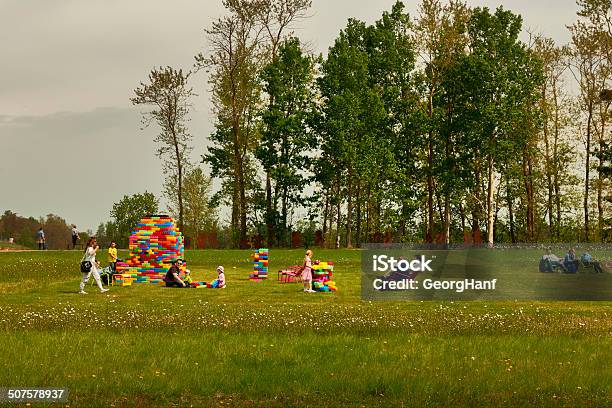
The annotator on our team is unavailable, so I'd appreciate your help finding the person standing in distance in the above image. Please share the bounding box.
[36,227,45,250]
[71,224,80,249]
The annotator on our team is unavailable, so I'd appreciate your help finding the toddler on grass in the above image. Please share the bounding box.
[213,266,226,288]
[302,250,314,293]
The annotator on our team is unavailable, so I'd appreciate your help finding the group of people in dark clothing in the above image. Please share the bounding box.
[540,248,605,273]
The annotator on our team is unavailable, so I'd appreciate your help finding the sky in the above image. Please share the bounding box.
[0,0,579,233]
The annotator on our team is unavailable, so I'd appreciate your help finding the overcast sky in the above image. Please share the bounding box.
[0,0,579,233]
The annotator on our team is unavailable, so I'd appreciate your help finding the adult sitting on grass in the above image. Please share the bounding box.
[563,248,579,274]
[164,259,187,288]
[540,248,567,273]
[581,252,605,273]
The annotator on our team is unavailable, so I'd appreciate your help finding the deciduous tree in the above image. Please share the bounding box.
[131,67,194,232]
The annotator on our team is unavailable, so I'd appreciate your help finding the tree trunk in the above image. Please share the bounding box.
[506,178,516,244]
[543,86,554,238]
[425,84,436,244]
[356,181,361,247]
[459,201,466,236]
[486,154,495,247]
[346,168,353,249]
[552,76,562,239]
[443,115,452,246]
[282,185,288,246]
[597,111,607,239]
[427,133,435,243]
[522,145,535,242]
[584,102,593,242]
[328,189,334,249]
[471,166,482,245]
[399,204,406,240]
[434,183,444,231]
[444,193,450,245]
[595,95,610,241]
[323,189,329,235]
[597,153,603,239]
[266,174,273,247]
[231,181,240,248]
[366,187,371,243]
[238,160,247,248]
[376,198,382,240]
[335,178,341,249]
[231,113,247,248]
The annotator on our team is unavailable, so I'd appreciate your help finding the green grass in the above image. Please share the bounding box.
[0,240,29,250]
[0,249,610,407]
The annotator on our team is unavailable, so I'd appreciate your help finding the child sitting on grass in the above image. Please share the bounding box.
[212,266,226,288]
[183,269,194,286]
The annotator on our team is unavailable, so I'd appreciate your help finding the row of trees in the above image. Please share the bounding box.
[132,0,610,247]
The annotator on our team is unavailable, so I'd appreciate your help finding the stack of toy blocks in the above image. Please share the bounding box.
[250,248,269,281]
[115,214,185,285]
[312,261,337,292]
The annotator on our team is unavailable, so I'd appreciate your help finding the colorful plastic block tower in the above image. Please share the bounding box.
[115,214,185,285]
[250,248,269,281]
[311,261,337,292]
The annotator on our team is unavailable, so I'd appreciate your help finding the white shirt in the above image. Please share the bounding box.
[543,254,561,263]
[84,247,97,262]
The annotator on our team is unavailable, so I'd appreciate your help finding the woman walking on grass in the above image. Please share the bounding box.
[79,237,109,294]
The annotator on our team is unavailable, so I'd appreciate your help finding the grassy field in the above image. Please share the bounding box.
[0,248,610,407]
[0,241,29,251]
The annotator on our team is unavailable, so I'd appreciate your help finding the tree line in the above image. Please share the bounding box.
[0,211,82,250]
[132,0,611,248]
[7,1,609,249]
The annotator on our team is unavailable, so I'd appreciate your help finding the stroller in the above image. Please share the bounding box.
[98,266,114,286]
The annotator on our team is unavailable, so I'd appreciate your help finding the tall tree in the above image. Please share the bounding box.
[131,66,194,232]
[198,0,266,248]
[569,0,611,241]
[533,36,579,240]
[456,7,543,246]
[365,1,419,243]
[256,0,312,246]
[257,37,316,246]
[318,18,374,248]
[414,0,470,244]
